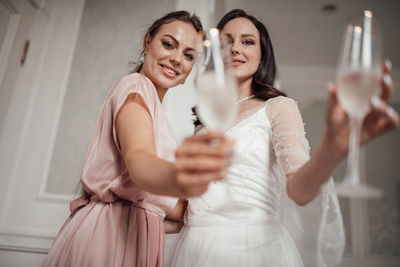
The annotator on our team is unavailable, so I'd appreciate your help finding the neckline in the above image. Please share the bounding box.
[228,102,267,132]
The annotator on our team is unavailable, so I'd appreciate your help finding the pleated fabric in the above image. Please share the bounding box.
[42,199,164,267]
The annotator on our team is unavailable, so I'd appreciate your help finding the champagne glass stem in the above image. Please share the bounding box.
[345,115,363,184]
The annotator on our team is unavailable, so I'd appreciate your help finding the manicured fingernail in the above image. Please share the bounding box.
[383,74,393,87]
[387,106,396,117]
[371,96,381,108]
[385,59,392,71]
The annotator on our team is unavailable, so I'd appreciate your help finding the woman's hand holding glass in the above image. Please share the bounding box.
[327,10,399,198]
[189,28,246,210]
[325,60,399,197]
[326,61,398,158]
[173,131,234,198]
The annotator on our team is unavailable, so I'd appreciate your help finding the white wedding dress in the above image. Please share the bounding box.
[168,97,345,267]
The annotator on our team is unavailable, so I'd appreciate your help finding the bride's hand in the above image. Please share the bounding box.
[173,131,234,198]
[324,60,399,160]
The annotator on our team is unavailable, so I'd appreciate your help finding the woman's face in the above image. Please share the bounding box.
[141,20,199,90]
[221,17,261,84]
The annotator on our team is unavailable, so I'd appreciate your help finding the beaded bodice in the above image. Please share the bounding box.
[185,97,311,226]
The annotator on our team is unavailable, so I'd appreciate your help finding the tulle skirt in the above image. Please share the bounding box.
[42,199,165,267]
[168,221,304,267]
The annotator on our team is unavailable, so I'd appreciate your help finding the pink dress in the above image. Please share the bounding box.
[42,73,178,267]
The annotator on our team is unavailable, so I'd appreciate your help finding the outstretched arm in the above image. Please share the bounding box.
[272,61,399,205]
[116,93,234,198]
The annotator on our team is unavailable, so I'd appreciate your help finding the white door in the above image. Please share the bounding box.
[0,0,85,266]
[0,0,38,209]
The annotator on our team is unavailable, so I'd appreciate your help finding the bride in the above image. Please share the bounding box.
[168,9,399,267]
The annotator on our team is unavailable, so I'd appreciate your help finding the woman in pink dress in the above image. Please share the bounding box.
[42,11,234,267]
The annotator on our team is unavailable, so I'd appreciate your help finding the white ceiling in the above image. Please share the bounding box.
[216,0,400,69]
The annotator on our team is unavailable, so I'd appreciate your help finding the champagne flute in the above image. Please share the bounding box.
[335,10,383,198]
[195,28,239,132]
[193,28,242,210]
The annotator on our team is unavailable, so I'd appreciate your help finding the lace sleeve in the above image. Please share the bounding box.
[267,96,310,175]
[269,97,345,267]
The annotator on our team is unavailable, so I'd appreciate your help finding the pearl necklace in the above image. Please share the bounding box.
[237,94,255,104]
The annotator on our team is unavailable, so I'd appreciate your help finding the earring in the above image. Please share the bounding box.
[139,53,146,63]
[181,80,185,85]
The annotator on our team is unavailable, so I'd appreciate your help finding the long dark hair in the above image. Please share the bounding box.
[132,10,203,73]
[193,9,286,128]
[217,9,285,100]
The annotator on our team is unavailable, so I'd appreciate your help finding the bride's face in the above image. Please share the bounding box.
[220,17,261,83]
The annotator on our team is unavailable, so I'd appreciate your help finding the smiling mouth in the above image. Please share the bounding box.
[232,60,245,66]
[160,64,179,76]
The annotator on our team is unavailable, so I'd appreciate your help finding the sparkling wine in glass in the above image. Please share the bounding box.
[195,28,239,132]
[193,28,244,210]
[335,10,383,198]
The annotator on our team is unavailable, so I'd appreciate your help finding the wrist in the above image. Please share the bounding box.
[319,131,345,165]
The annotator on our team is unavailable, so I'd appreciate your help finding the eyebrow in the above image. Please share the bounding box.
[162,34,195,52]
[224,33,257,39]
[163,34,179,45]
[241,33,256,39]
